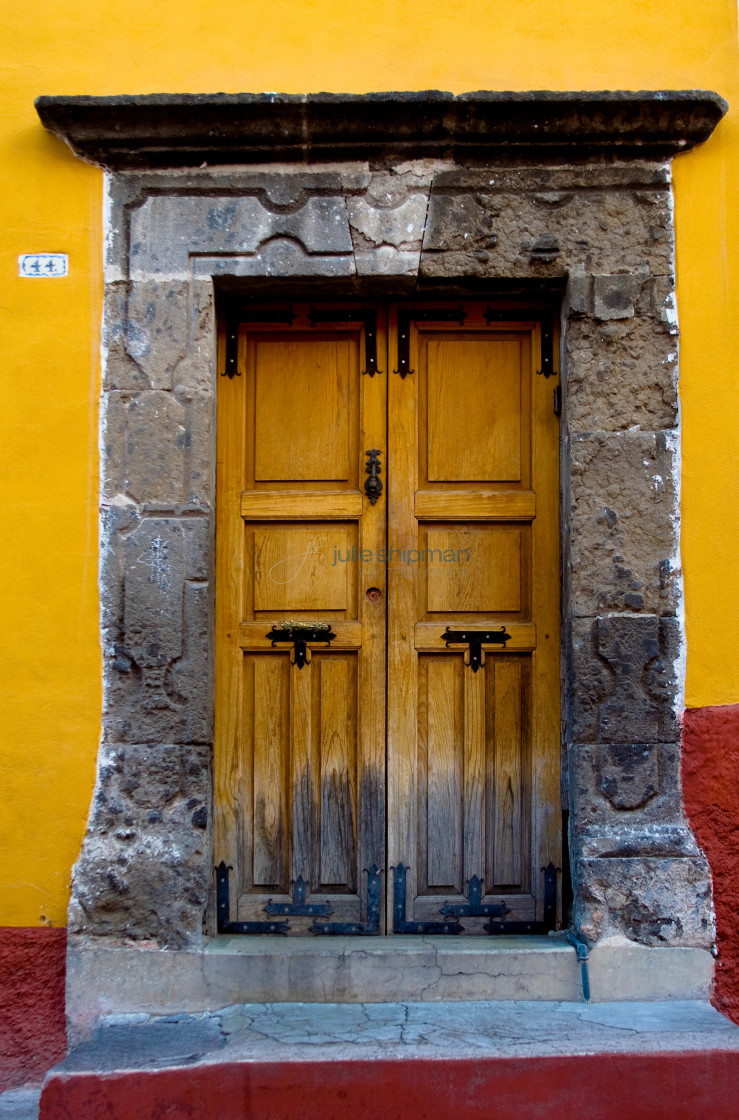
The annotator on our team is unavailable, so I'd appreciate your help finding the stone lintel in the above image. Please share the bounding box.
[35,90,727,170]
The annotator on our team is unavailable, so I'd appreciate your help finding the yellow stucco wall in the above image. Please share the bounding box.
[1,1,738,926]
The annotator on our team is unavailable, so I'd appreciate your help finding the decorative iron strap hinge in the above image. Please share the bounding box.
[441,626,512,671]
[393,307,467,378]
[265,624,337,669]
[308,308,381,376]
[264,875,333,917]
[392,864,558,936]
[483,306,556,380]
[220,307,296,378]
[309,866,382,935]
[439,876,510,920]
[215,862,381,936]
[391,864,464,934]
[484,863,560,934]
[215,862,289,934]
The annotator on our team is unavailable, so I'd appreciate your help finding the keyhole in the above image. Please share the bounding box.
[366,587,382,603]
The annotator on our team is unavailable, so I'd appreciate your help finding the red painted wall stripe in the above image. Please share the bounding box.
[0,927,67,1091]
[40,1052,739,1120]
[682,703,739,1024]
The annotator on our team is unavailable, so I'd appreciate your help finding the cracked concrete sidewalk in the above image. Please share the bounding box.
[54,999,739,1073]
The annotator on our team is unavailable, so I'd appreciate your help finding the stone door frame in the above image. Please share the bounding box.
[36,90,725,956]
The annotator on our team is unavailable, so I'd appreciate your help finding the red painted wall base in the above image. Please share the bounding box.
[682,703,739,1024]
[40,1052,739,1120]
[0,927,67,1091]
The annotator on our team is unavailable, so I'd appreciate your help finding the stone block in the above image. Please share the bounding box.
[192,240,355,279]
[130,194,352,276]
[103,388,214,510]
[102,283,152,390]
[565,273,591,316]
[175,388,214,511]
[348,194,428,248]
[575,822,701,861]
[124,519,186,668]
[123,282,190,389]
[575,855,714,948]
[422,181,673,277]
[586,934,714,1002]
[568,430,679,615]
[105,518,212,744]
[570,616,680,743]
[69,743,211,949]
[172,280,217,393]
[564,317,678,431]
[353,246,421,276]
[593,273,642,320]
[119,390,189,505]
[569,743,684,826]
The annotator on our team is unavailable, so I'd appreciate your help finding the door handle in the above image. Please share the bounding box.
[364,449,383,505]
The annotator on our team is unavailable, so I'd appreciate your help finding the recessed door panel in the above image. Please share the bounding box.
[426,337,523,482]
[254,336,355,482]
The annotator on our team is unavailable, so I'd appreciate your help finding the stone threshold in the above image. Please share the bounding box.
[67,934,715,1043]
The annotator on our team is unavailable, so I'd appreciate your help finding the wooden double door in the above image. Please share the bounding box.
[215,303,560,935]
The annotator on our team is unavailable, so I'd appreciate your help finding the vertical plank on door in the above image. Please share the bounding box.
[253,656,289,890]
[320,657,356,889]
[463,662,486,886]
[492,658,523,887]
[290,659,315,888]
[422,656,463,891]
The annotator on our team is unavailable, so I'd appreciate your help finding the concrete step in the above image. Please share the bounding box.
[40,999,739,1120]
[67,933,715,1034]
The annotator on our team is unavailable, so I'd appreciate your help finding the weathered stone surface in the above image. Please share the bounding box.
[569,743,684,825]
[68,743,211,949]
[348,194,428,248]
[193,241,356,279]
[123,282,189,388]
[130,194,353,276]
[564,317,678,431]
[103,389,214,509]
[104,518,211,744]
[171,280,216,392]
[593,273,642,320]
[37,90,728,171]
[421,184,672,277]
[576,822,702,860]
[575,855,714,948]
[571,616,680,743]
[353,246,420,276]
[568,430,679,615]
[102,283,152,390]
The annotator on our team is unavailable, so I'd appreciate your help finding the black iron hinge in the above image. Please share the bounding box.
[483,306,556,380]
[393,307,467,378]
[215,861,381,936]
[220,307,295,378]
[215,861,289,934]
[309,308,381,376]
